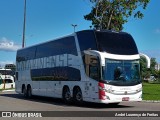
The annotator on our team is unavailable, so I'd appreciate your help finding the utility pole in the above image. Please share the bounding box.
[71,24,77,32]
[22,0,27,48]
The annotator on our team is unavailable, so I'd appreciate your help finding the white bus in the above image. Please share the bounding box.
[16,30,150,104]
[0,68,15,89]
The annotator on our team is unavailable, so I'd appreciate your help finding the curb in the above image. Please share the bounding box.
[142,100,160,103]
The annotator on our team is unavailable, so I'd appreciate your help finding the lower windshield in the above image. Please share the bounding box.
[102,59,141,86]
[0,70,14,76]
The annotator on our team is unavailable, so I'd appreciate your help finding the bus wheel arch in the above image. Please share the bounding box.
[73,86,83,105]
[62,85,72,104]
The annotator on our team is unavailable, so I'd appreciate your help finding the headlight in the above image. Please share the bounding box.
[136,87,142,92]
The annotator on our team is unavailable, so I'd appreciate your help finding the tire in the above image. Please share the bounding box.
[27,86,32,99]
[22,86,27,98]
[63,87,72,104]
[73,87,83,105]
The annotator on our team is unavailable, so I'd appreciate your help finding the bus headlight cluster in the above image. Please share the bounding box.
[136,87,142,92]
[105,88,114,93]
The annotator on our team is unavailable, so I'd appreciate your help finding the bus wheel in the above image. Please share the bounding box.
[27,86,32,99]
[63,87,72,104]
[73,87,83,105]
[22,86,27,98]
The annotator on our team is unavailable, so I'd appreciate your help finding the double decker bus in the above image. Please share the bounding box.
[15,30,150,104]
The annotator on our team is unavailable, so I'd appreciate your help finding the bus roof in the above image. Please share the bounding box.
[16,30,138,62]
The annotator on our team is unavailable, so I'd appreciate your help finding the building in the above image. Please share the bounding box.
[155,63,160,71]
[5,64,16,71]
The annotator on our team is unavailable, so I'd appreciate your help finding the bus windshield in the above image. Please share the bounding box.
[102,59,141,86]
[0,70,13,76]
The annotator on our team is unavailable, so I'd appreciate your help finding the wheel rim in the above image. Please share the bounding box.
[76,90,82,101]
[64,88,71,101]
[65,91,71,100]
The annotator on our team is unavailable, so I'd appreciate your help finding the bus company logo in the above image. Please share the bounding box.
[124,91,128,95]
[1,112,42,118]
[120,87,131,91]
[2,112,11,117]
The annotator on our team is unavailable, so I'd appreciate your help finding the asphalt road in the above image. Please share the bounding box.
[0,91,160,120]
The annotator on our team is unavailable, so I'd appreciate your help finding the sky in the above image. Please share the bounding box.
[0,0,160,67]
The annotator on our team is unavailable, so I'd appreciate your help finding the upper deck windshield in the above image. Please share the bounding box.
[95,31,138,55]
[102,59,141,86]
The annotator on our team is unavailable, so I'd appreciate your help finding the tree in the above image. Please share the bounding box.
[150,58,157,76]
[157,70,160,79]
[140,57,158,80]
[84,0,150,31]
[140,56,150,79]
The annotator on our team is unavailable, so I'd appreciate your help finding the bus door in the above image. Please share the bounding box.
[84,52,101,99]
[16,71,25,92]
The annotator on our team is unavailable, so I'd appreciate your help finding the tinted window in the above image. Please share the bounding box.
[0,70,14,76]
[16,46,36,62]
[102,59,141,86]
[16,36,77,62]
[95,31,138,55]
[31,67,81,81]
[76,30,97,52]
[83,54,100,81]
[4,79,13,83]
[36,36,77,58]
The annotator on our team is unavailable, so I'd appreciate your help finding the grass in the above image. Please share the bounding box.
[142,82,160,100]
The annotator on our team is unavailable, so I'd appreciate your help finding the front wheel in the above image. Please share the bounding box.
[73,87,83,105]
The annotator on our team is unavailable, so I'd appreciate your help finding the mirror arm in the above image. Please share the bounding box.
[139,53,151,68]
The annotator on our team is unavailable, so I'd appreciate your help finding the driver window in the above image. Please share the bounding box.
[84,54,100,80]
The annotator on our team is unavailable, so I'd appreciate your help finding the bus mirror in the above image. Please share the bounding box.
[140,53,150,68]
[85,54,90,65]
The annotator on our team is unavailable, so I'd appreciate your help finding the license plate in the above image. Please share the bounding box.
[122,97,129,101]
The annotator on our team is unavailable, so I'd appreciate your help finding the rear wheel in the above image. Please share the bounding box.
[63,87,72,104]
[73,87,83,105]
[22,86,27,98]
[27,86,32,99]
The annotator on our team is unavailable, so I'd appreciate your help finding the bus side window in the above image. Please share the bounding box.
[84,54,100,80]
[5,79,13,83]
[89,66,99,80]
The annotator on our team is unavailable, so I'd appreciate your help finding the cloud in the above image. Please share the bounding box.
[0,37,21,52]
